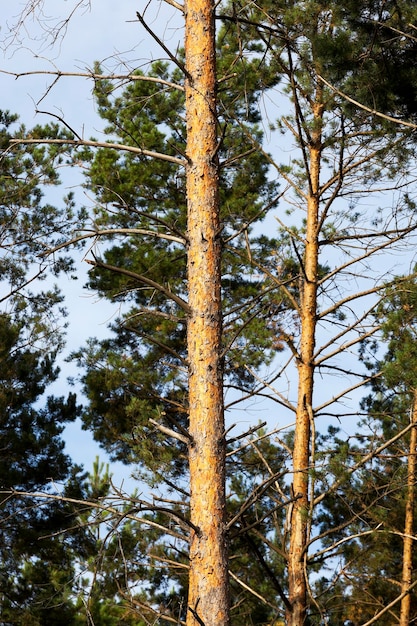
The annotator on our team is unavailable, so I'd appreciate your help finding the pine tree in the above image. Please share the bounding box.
[69,3,417,622]
[218,2,417,623]
[0,111,91,625]
[73,49,278,471]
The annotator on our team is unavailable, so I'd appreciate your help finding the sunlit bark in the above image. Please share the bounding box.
[184,0,229,624]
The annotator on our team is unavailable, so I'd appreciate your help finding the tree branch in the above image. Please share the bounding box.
[313,421,415,508]
[85,256,191,314]
[229,570,282,613]
[317,73,417,130]
[136,11,190,80]
[0,68,184,91]
[149,418,190,445]
[9,138,186,166]
[39,227,185,258]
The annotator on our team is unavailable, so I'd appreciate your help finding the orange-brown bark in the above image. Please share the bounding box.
[184,0,229,624]
[399,390,417,626]
[286,102,323,625]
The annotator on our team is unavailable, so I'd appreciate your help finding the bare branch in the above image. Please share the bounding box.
[226,421,267,445]
[315,311,380,365]
[163,0,184,11]
[243,363,297,414]
[313,421,415,507]
[229,570,283,613]
[39,227,186,258]
[0,265,48,304]
[318,229,417,293]
[0,488,186,541]
[2,0,91,51]
[0,68,184,91]
[149,418,191,445]
[84,256,191,314]
[360,578,417,626]
[226,472,288,530]
[136,10,190,80]
[118,589,187,625]
[9,138,186,166]
[227,424,294,458]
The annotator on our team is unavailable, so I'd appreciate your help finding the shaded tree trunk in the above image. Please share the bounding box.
[184,0,229,624]
[399,389,417,626]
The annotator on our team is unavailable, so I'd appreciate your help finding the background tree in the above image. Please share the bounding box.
[0,110,82,298]
[314,277,417,625]
[0,311,81,626]
[220,1,417,623]
[0,110,96,626]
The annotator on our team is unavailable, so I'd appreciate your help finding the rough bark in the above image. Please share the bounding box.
[184,0,229,624]
[286,99,323,626]
[399,389,417,626]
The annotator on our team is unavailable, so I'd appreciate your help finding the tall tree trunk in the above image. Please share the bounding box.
[184,1,229,625]
[399,389,417,626]
[286,100,323,626]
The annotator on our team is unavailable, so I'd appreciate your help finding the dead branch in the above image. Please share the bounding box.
[226,472,288,530]
[149,418,190,445]
[162,0,184,11]
[0,488,187,541]
[243,363,297,414]
[9,137,186,166]
[226,421,267,445]
[118,589,187,625]
[39,228,186,258]
[0,68,184,91]
[229,570,283,613]
[226,423,294,458]
[136,10,190,80]
[318,230,417,295]
[360,577,417,626]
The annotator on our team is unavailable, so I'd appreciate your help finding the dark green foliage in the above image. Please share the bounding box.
[220,0,417,140]
[70,432,290,626]
[337,1,417,119]
[0,311,139,625]
[226,432,289,624]
[0,312,83,625]
[0,110,99,625]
